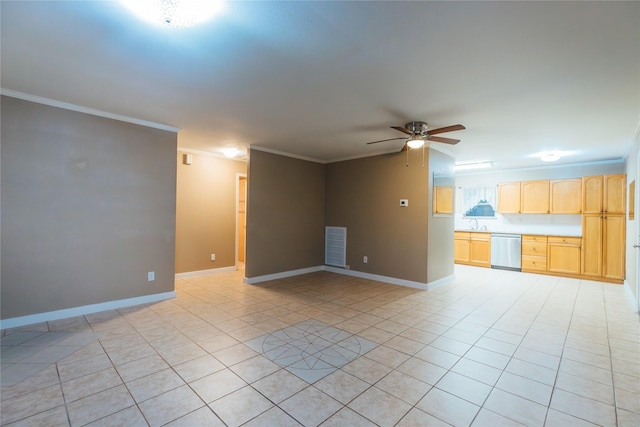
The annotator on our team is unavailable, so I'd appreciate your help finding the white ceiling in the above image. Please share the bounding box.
[1,1,639,170]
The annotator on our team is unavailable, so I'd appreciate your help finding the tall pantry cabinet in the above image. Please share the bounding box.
[581,174,626,281]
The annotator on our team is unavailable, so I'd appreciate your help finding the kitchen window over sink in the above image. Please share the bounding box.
[460,185,497,217]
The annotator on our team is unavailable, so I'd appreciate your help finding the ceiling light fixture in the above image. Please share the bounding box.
[406,135,426,149]
[223,148,238,158]
[121,0,224,28]
[454,162,492,171]
[540,152,560,162]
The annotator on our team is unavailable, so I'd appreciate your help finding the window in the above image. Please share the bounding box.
[461,186,497,217]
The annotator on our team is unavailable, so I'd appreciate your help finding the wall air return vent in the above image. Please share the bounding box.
[325,226,347,268]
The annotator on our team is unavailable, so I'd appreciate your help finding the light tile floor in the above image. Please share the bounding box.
[1,265,639,426]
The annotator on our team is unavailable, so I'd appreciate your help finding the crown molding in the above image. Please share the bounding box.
[1,89,180,133]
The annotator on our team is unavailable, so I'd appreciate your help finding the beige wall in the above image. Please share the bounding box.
[1,96,177,319]
[427,149,456,282]
[175,152,246,273]
[325,149,431,283]
[245,149,325,278]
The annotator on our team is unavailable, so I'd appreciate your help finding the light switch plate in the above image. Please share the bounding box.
[400,199,409,207]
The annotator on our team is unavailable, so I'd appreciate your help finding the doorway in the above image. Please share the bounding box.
[237,174,247,270]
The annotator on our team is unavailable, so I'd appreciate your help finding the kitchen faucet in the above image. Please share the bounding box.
[469,218,479,230]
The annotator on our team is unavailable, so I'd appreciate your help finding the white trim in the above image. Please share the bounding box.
[242,264,454,290]
[244,266,324,284]
[175,266,237,279]
[323,266,432,290]
[178,146,248,162]
[623,280,639,313]
[1,89,180,133]
[0,291,176,330]
[236,173,247,269]
[249,145,324,164]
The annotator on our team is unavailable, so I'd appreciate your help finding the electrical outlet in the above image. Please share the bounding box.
[147,271,155,281]
[210,253,216,261]
[363,256,368,263]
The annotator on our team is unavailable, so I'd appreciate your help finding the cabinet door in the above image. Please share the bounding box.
[454,236,470,263]
[521,180,550,214]
[582,175,603,214]
[604,174,626,214]
[581,214,602,277]
[469,237,491,267]
[547,237,581,275]
[550,179,582,214]
[498,182,521,213]
[603,214,625,280]
[434,186,453,214]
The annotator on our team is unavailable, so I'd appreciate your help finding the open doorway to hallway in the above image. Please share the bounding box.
[237,174,247,271]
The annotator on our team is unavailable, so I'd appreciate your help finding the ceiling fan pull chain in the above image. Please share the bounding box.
[406,148,409,167]
[422,144,425,168]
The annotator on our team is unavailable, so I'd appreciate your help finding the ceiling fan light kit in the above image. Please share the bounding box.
[366,121,465,153]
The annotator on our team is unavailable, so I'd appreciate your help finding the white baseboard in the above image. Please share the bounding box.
[243,265,454,290]
[244,266,324,284]
[0,291,176,330]
[623,280,639,313]
[322,266,432,290]
[175,266,237,279]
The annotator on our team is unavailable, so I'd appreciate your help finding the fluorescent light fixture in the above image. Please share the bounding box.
[407,136,425,149]
[121,0,224,28]
[454,162,492,171]
[223,148,238,158]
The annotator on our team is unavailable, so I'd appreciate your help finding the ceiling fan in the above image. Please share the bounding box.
[366,121,465,151]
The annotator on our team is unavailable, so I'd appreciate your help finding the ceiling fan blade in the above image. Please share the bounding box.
[400,143,409,152]
[391,126,412,135]
[427,124,465,135]
[429,136,460,144]
[366,137,406,145]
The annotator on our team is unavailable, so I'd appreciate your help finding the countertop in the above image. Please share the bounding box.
[455,227,582,237]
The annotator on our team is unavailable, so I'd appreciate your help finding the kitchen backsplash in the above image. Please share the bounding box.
[455,213,583,236]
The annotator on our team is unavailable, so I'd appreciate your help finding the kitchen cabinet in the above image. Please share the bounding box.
[581,213,625,282]
[498,182,521,213]
[550,179,582,214]
[582,174,626,214]
[433,185,453,214]
[522,235,547,272]
[547,236,581,275]
[454,232,491,267]
[582,175,603,214]
[603,214,625,280]
[521,180,550,214]
[604,174,626,214]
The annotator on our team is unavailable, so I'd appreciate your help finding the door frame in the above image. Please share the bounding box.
[236,173,247,270]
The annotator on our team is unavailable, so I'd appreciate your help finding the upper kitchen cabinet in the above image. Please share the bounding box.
[550,179,582,214]
[521,180,550,214]
[604,174,626,214]
[498,182,521,213]
[583,174,626,214]
[582,175,603,213]
[433,185,453,214]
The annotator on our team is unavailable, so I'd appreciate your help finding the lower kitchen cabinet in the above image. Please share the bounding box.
[582,214,625,282]
[454,232,491,267]
[522,235,547,272]
[547,236,581,275]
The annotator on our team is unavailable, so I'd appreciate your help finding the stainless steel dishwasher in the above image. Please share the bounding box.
[491,233,522,271]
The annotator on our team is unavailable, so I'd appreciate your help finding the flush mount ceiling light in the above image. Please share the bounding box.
[540,152,560,162]
[222,148,238,158]
[121,0,224,28]
[454,161,492,171]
